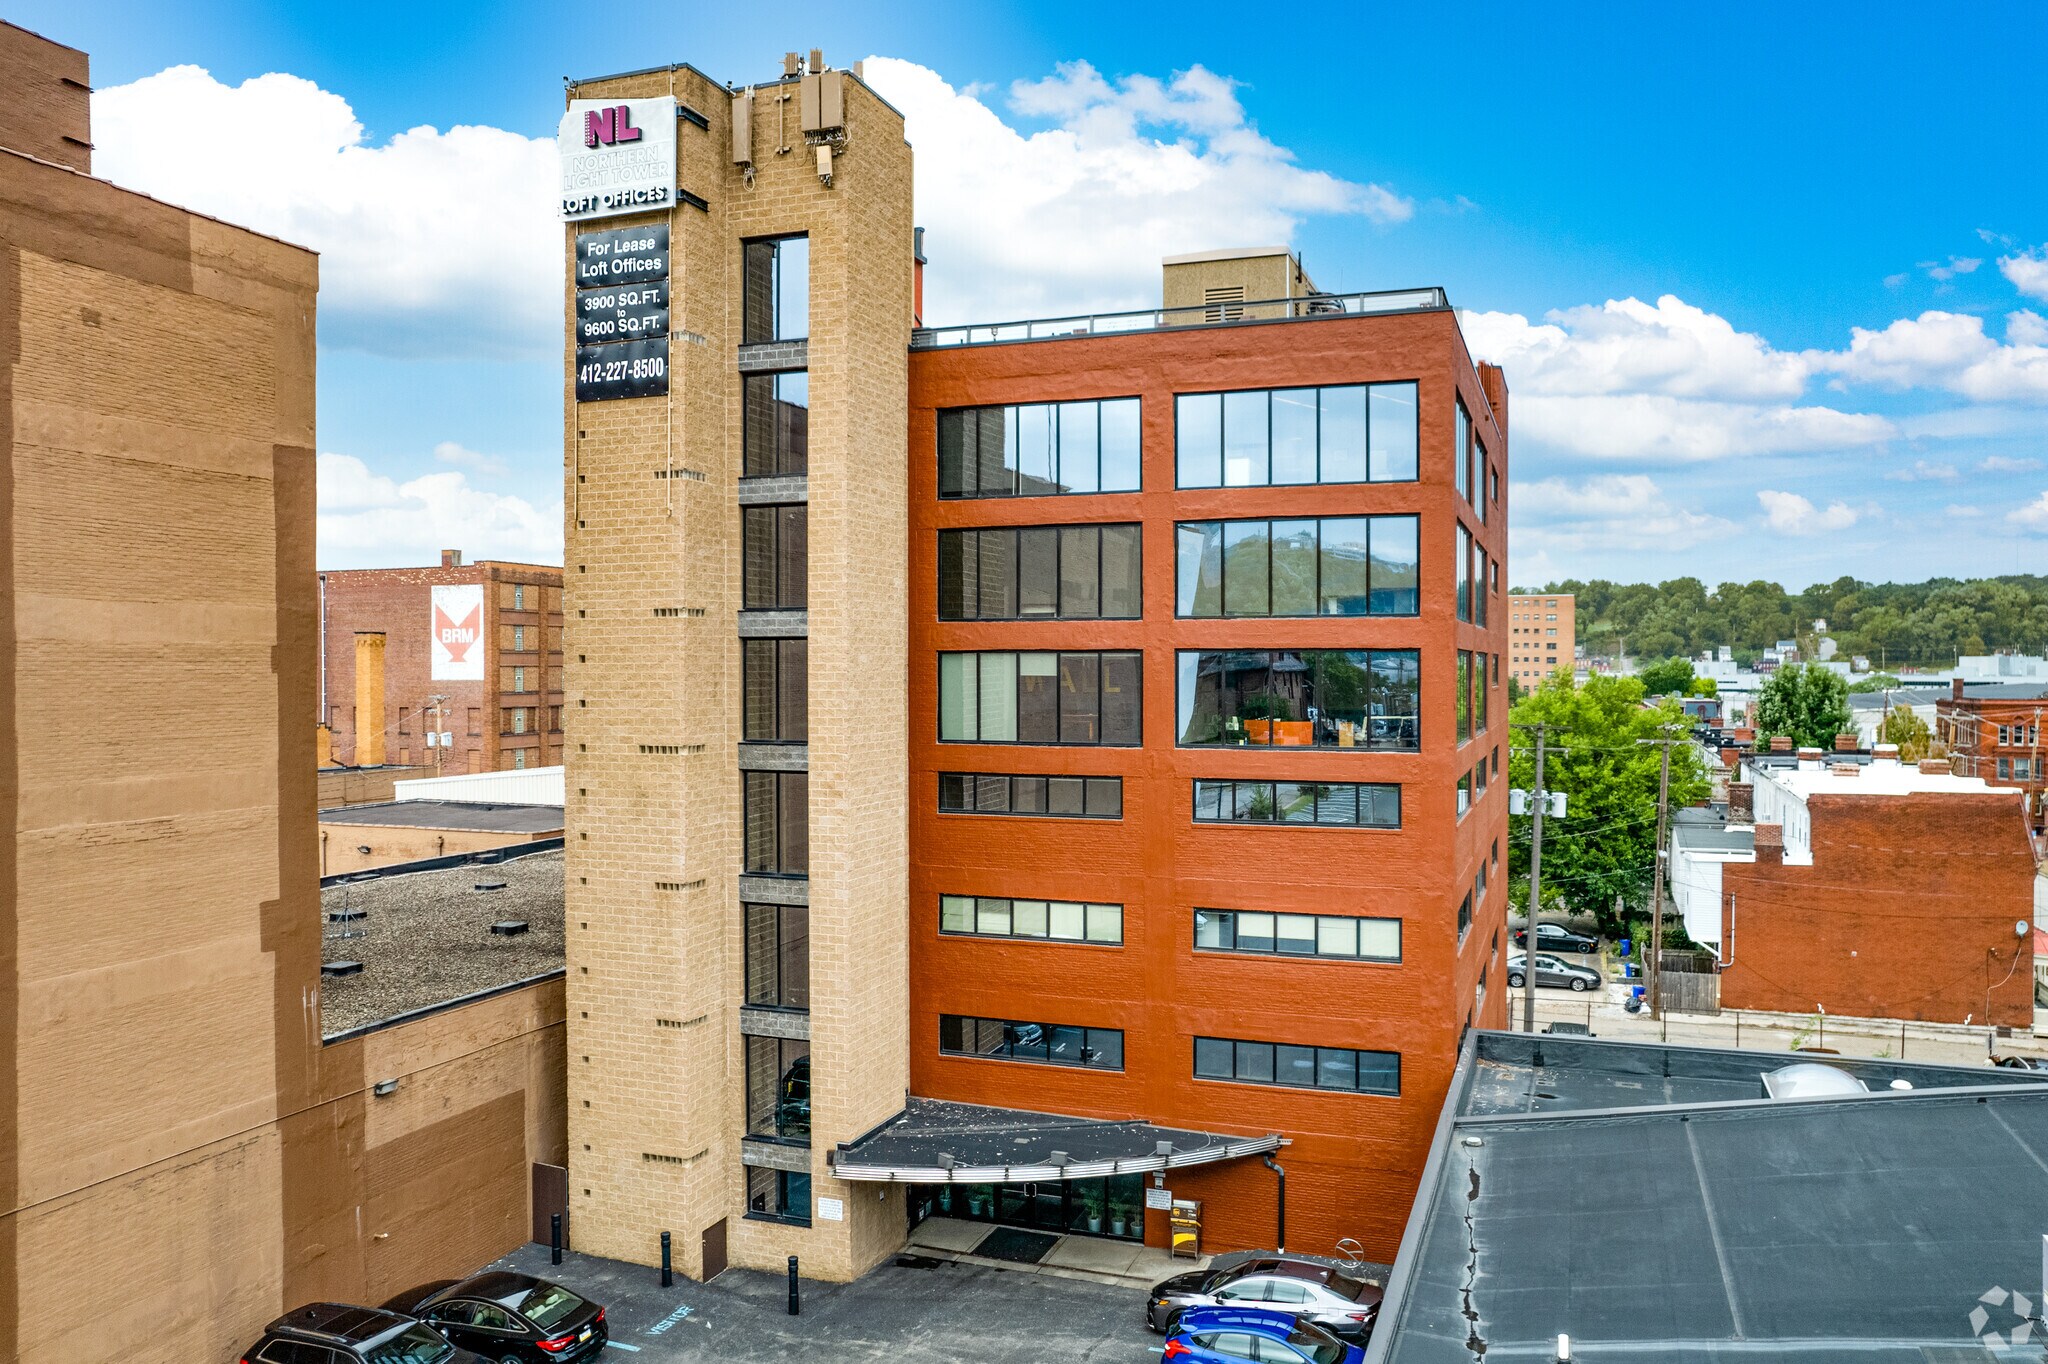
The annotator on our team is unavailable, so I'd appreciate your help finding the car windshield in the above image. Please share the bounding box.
[363,1324,453,1364]
[516,1283,587,1331]
[1288,1323,1348,1364]
[1329,1271,1374,1303]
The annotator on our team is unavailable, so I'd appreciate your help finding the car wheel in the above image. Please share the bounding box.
[1163,1310,1183,1337]
[1570,978,1589,992]
[1508,972,1524,988]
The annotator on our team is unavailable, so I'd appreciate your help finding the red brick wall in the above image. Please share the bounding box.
[1937,696,2048,832]
[1721,790,2036,1025]
[905,311,1511,1262]
[320,562,565,774]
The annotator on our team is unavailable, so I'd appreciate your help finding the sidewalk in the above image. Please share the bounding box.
[907,1215,1206,1289]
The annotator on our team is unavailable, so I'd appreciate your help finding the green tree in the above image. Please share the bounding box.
[1636,656,1696,697]
[1877,704,1935,761]
[1688,676,1719,697]
[1848,671,1901,694]
[1753,663,1853,749]
[1507,673,1712,940]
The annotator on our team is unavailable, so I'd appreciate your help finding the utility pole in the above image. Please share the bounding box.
[1640,728,1682,1016]
[1517,723,1552,1036]
[426,692,450,773]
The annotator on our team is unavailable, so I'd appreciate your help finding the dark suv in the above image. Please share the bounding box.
[384,1272,608,1363]
[240,1303,484,1364]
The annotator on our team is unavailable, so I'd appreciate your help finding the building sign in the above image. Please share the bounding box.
[574,225,669,286]
[575,280,669,345]
[574,224,671,401]
[1145,1186,1173,1210]
[558,96,678,221]
[430,583,485,681]
[575,336,668,402]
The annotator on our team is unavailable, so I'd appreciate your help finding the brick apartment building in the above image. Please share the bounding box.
[321,551,566,773]
[1673,747,2035,1026]
[561,50,1508,1283]
[1507,591,1573,688]
[0,23,563,1360]
[1936,677,2047,836]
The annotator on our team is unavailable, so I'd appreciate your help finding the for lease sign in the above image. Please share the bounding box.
[558,97,678,221]
[430,583,485,681]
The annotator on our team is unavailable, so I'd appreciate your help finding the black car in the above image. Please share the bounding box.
[241,1302,486,1364]
[383,1273,607,1364]
[1147,1256,1383,1341]
[1513,921,1598,954]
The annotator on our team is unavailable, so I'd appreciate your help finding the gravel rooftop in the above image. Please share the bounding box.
[319,847,564,1037]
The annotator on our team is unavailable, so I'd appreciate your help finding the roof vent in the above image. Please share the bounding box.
[321,960,364,978]
[1872,743,1900,764]
[475,880,508,892]
[489,920,530,937]
[1761,1062,1868,1099]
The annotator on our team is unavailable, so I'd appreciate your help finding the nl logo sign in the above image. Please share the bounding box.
[430,583,485,682]
[559,95,678,221]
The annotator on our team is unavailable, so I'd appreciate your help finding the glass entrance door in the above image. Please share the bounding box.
[912,1174,1147,1241]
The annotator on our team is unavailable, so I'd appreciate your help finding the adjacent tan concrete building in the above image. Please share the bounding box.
[0,24,564,1359]
[562,55,913,1282]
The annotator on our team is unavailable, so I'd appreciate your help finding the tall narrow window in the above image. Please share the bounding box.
[744,903,809,1010]
[743,638,807,742]
[744,772,808,876]
[742,235,809,343]
[743,372,809,476]
[743,505,808,609]
[1456,525,1472,623]
[1454,397,1471,501]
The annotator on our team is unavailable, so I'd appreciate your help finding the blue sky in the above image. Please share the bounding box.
[24,1,2048,584]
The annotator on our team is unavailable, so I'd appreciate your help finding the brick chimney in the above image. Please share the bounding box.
[354,632,387,766]
[441,548,464,568]
[1754,821,1783,866]
[1918,757,1952,776]
[1770,735,1794,753]
[1727,782,1754,823]
[1873,743,1900,764]
[1833,732,1858,752]
[1952,677,1965,701]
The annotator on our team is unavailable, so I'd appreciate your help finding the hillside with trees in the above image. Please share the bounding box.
[1520,575,2048,669]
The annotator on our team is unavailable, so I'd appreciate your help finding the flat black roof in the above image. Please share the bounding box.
[832,1097,1279,1183]
[1367,1031,2048,1363]
[321,799,564,834]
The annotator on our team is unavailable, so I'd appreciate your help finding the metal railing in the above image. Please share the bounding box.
[911,287,1450,349]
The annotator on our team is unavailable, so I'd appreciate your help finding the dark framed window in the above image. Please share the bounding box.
[937,398,1141,498]
[1457,892,1472,940]
[1458,770,1471,819]
[1174,382,1417,488]
[746,1165,811,1225]
[742,235,809,343]
[939,523,1141,620]
[938,772,1122,818]
[743,371,809,476]
[939,1014,1123,1070]
[1175,649,1419,750]
[744,902,809,1010]
[1476,654,1490,731]
[743,771,808,876]
[1194,909,1400,962]
[743,505,807,610]
[744,1035,810,1142]
[1175,516,1418,617]
[1454,397,1471,502]
[743,638,807,742]
[938,651,1142,745]
[1456,525,1472,623]
[1193,1036,1399,1095]
[1457,651,1472,743]
[940,895,1123,943]
[1472,543,1488,626]
[1192,779,1400,828]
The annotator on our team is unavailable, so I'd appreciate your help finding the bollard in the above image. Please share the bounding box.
[660,1230,673,1288]
[551,1212,563,1266]
[787,1255,800,1316]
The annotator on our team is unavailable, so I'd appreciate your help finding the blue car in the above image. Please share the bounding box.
[1165,1306,1362,1364]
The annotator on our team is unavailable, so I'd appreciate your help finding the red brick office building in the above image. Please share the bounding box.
[320,552,566,773]
[901,252,1511,1260]
[1937,679,2048,837]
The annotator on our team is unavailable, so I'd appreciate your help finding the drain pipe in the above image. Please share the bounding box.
[1263,1154,1286,1251]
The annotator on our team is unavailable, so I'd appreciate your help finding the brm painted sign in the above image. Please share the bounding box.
[558,96,678,221]
[430,583,486,681]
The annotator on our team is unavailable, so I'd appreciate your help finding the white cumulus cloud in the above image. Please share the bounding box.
[1460,298,1890,461]
[318,453,561,568]
[1883,459,1958,482]
[2001,248,2048,302]
[1757,490,1860,536]
[93,66,558,360]
[2011,490,2048,532]
[864,57,1413,324]
[1814,310,2048,402]
[1981,454,2043,473]
[1511,474,1733,552]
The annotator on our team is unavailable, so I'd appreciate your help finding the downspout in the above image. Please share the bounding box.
[1263,1154,1285,1251]
[318,572,328,723]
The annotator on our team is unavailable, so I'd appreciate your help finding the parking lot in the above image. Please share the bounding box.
[485,1241,1161,1362]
